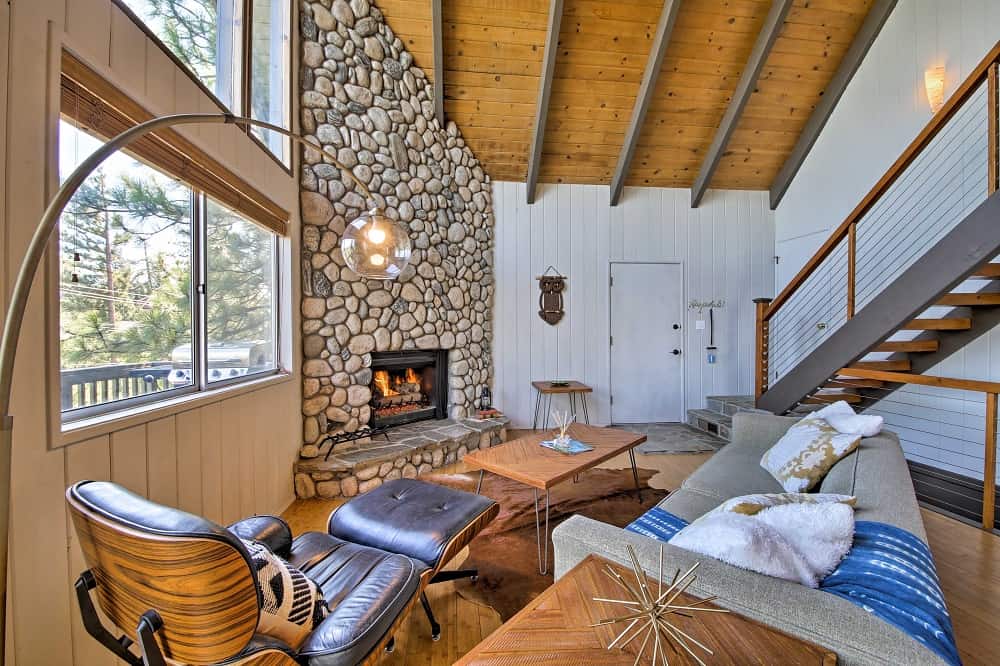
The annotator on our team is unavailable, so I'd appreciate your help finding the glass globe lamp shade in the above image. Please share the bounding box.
[340,208,412,280]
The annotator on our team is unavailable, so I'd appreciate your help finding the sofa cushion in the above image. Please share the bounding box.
[760,415,861,492]
[682,435,785,498]
[657,488,723,522]
[290,532,424,666]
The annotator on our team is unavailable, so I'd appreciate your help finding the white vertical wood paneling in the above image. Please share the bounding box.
[774,0,1000,480]
[2,2,303,664]
[494,182,774,428]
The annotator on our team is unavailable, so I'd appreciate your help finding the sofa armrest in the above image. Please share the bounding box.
[552,515,947,666]
[227,515,292,559]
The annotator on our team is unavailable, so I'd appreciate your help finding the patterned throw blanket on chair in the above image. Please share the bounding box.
[625,509,961,666]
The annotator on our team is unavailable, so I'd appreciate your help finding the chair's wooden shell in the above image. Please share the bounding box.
[67,488,261,665]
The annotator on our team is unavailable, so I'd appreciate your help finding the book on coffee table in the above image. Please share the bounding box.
[540,438,593,454]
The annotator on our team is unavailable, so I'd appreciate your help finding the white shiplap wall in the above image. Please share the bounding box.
[1,2,302,664]
[774,0,1000,480]
[493,182,775,428]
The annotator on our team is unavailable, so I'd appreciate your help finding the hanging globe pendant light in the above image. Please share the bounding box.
[340,208,412,280]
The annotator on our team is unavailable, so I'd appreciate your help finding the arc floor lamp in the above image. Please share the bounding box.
[0,113,407,660]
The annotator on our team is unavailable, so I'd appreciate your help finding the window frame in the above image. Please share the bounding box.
[111,0,293,171]
[55,50,289,432]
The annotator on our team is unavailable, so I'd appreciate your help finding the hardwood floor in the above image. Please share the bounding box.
[282,433,1000,665]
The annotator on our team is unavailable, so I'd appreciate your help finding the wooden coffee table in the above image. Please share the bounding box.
[463,424,646,574]
[455,554,837,665]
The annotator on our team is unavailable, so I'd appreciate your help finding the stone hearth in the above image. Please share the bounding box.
[294,416,508,499]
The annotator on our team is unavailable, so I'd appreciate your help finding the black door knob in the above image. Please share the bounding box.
[671,349,682,355]
[672,323,681,330]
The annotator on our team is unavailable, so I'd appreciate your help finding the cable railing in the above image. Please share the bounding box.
[755,41,1000,399]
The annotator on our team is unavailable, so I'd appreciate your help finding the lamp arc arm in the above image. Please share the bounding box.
[0,112,365,419]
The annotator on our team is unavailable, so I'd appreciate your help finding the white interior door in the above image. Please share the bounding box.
[610,262,683,423]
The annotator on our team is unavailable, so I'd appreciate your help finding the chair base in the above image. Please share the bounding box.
[419,568,480,641]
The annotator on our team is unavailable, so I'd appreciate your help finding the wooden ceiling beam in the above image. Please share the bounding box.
[432,0,445,127]
[768,0,898,210]
[689,0,794,208]
[609,0,683,207]
[526,0,564,205]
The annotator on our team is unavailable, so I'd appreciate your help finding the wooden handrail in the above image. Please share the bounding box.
[839,367,998,530]
[764,40,1000,321]
[837,367,1000,393]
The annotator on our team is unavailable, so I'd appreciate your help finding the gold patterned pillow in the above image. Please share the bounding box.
[760,416,861,492]
[715,492,857,516]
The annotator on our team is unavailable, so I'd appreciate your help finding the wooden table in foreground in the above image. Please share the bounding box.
[455,554,837,665]
[462,423,646,574]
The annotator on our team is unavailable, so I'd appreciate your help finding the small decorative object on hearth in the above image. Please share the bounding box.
[592,544,728,666]
[536,265,566,325]
[477,386,493,411]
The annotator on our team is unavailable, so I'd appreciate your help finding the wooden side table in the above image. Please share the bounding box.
[531,380,593,428]
[456,554,837,665]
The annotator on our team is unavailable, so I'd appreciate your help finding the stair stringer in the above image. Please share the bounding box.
[759,191,1000,415]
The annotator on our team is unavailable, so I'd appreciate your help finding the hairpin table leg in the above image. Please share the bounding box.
[581,394,591,424]
[534,488,550,575]
[532,390,542,430]
[628,448,642,503]
[475,470,484,494]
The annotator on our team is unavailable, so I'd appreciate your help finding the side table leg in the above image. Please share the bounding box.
[533,488,550,575]
[570,393,578,421]
[628,448,642,503]
[475,470,484,494]
[543,394,552,429]
[532,390,542,430]
[581,394,591,424]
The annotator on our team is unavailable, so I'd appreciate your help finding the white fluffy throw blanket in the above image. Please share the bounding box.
[670,502,855,588]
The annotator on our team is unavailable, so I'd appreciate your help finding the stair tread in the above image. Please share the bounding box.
[848,359,911,371]
[827,377,885,388]
[874,340,939,353]
[902,318,972,330]
[971,264,1000,277]
[937,293,1000,306]
[805,395,863,404]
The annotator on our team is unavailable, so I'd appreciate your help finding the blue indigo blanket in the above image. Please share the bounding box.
[625,509,960,665]
[820,521,960,666]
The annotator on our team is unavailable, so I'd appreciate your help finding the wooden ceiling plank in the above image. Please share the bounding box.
[689,0,794,207]
[609,0,684,206]
[769,0,897,209]
[433,0,445,126]
[526,0,564,204]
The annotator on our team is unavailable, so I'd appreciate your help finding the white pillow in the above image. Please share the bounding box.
[760,402,861,492]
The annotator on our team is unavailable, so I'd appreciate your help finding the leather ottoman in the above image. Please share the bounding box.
[327,478,500,640]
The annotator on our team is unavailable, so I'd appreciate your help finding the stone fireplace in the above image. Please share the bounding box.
[369,350,448,427]
[294,0,506,500]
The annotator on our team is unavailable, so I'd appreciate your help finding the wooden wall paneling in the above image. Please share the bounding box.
[237,394,256,518]
[253,391,273,516]
[201,401,224,523]
[65,0,112,67]
[143,37,176,117]
[515,183,534,423]
[146,416,178,507]
[175,408,203,514]
[64,436,115,666]
[219,397,243,524]
[0,0,8,311]
[172,65,204,145]
[108,3,146,101]
[110,425,148,496]
[7,4,76,663]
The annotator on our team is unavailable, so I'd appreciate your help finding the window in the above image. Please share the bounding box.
[116,0,291,166]
[118,0,240,110]
[58,120,280,421]
[249,0,291,163]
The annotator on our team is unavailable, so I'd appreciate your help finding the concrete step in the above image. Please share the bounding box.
[687,409,732,441]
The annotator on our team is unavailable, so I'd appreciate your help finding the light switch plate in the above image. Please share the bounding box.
[695,320,706,330]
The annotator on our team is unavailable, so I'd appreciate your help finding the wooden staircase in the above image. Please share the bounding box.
[805,268,1000,409]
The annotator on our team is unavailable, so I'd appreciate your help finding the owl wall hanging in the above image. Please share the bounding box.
[536,266,566,325]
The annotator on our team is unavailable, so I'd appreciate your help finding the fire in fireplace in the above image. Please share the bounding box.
[369,350,448,427]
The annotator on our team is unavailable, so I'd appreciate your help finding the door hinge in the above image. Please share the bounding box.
[609,275,614,287]
[610,394,614,405]
[610,335,613,346]
[774,256,780,264]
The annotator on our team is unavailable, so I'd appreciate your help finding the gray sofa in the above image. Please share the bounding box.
[552,412,947,666]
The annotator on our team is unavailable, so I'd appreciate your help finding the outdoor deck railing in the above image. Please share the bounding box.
[61,363,172,411]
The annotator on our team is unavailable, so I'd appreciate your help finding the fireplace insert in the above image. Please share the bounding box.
[369,350,448,427]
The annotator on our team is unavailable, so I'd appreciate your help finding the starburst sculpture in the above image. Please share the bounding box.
[591,545,729,665]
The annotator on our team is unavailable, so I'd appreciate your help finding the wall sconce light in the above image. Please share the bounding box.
[925,65,946,114]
